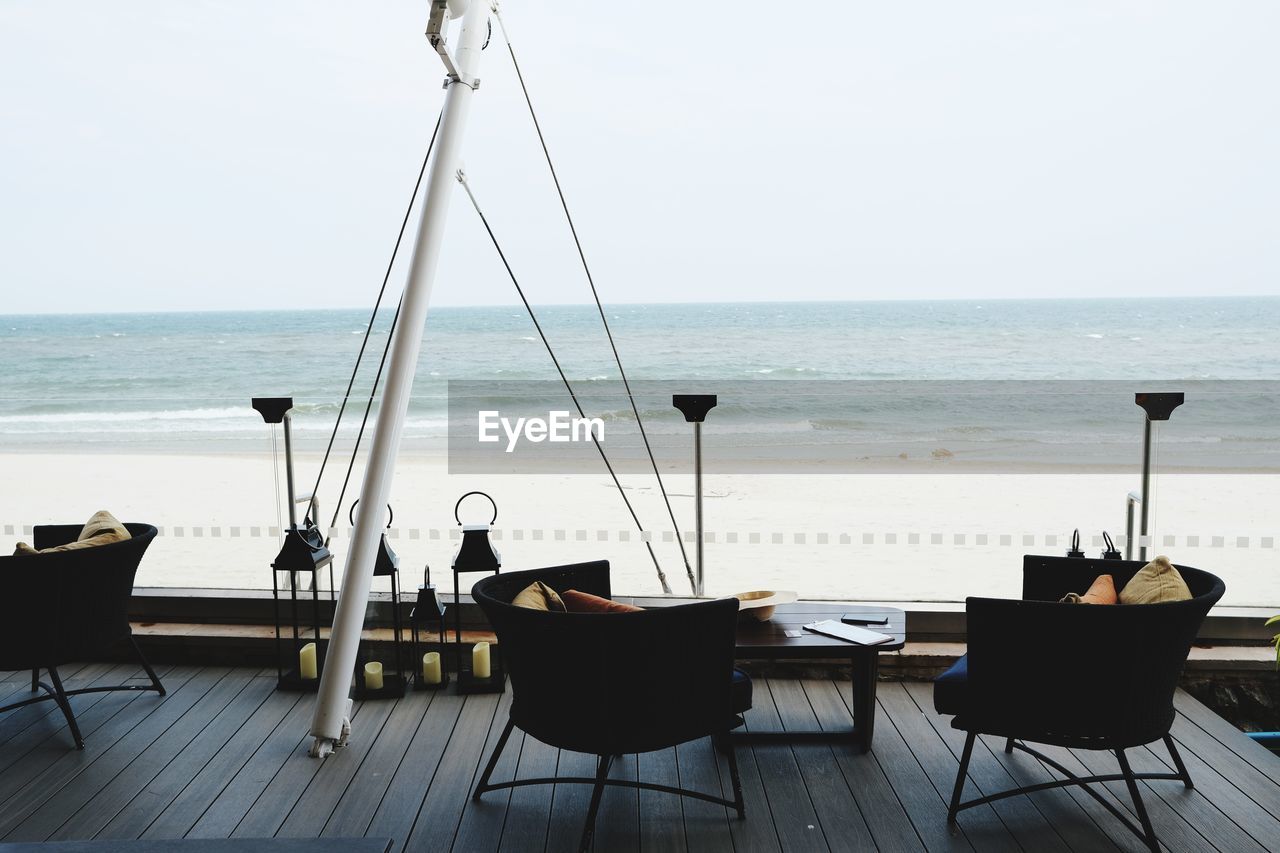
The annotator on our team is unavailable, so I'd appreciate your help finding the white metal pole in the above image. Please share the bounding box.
[309,0,490,758]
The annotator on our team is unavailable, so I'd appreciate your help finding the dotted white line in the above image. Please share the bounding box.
[8,523,1271,550]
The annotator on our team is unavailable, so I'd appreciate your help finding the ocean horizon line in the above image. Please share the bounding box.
[4,293,1279,319]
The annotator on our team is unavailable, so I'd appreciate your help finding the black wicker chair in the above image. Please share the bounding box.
[0,523,165,748]
[471,561,750,852]
[934,555,1225,852]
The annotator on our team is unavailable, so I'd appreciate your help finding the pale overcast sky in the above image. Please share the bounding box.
[1,1,1277,313]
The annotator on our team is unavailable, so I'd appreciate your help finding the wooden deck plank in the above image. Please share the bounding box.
[51,671,272,841]
[272,700,398,838]
[672,737,734,853]
[972,733,1124,853]
[901,682,1072,853]
[229,699,373,839]
[0,664,144,772]
[852,687,975,853]
[321,690,437,839]
[1066,740,1221,852]
[901,681,1085,853]
[592,753,640,853]
[802,679,926,853]
[182,692,318,839]
[1173,690,1280,787]
[637,747,687,853]
[364,689,464,851]
[543,749,597,853]
[1022,742,1154,853]
[748,678,829,852]
[8,667,234,842]
[116,682,299,840]
[452,689,519,853]
[0,666,208,841]
[496,731,558,853]
[399,692,502,852]
[1169,714,1280,817]
[1134,735,1278,851]
[2,667,1279,853]
[713,710,783,853]
[767,678,877,853]
[0,663,97,749]
[874,684,1019,853]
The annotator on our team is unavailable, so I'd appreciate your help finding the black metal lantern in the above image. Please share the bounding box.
[350,501,408,700]
[452,491,505,694]
[255,396,334,693]
[410,564,450,690]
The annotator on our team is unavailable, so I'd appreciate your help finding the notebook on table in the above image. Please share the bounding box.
[803,619,894,646]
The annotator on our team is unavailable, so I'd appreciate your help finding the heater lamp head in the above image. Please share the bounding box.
[673,394,718,423]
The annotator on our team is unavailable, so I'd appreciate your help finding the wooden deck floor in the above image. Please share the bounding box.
[2,663,1278,852]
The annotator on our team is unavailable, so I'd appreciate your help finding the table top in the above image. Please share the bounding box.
[734,603,906,659]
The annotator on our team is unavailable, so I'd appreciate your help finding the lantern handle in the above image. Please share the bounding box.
[455,490,497,526]
[349,499,393,529]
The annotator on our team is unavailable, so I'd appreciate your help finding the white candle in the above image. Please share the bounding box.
[422,651,442,685]
[299,642,318,680]
[364,661,384,691]
[472,642,491,679]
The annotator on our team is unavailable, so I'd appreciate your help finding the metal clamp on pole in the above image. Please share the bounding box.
[426,0,481,89]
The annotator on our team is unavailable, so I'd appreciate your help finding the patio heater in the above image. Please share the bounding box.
[350,501,408,700]
[451,491,505,695]
[673,394,717,597]
[253,396,334,692]
[1129,392,1184,561]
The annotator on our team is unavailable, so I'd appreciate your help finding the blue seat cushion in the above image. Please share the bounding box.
[933,654,968,716]
[731,668,753,714]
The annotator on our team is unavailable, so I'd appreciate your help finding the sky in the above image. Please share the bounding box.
[0,1,1277,313]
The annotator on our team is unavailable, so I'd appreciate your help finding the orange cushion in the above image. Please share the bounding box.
[561,589,643,613]
[1059,574,1117,605]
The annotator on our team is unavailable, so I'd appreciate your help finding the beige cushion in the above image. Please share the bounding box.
[11,510,131,557]
[1119,556,1192,605]
[79,510,130,542]
[512,581,566,612]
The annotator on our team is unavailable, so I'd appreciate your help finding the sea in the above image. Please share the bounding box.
[3,298,1280,472]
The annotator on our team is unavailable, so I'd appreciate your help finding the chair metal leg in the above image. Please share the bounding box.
[723,731,746,819]
[31,668,39,692]
[45,667,84,750]
[578,754,614,853]
[947,731,976,824]
[1116,749,1160,853]
[1163,734,1193,789]
[130,636,165,696]
[472,716,517,801]
[1004,737,1015,754]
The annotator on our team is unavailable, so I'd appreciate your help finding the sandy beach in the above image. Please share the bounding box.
[4,450,1276,607]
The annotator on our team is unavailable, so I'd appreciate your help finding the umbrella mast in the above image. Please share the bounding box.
[309,0,491,758]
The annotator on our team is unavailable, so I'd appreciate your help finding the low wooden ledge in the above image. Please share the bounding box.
[130,587,1279,645]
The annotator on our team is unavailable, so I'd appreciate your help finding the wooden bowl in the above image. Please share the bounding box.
[732,589,798,621]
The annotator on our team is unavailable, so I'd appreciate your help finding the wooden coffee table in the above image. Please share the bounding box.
[733,602,906,753]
